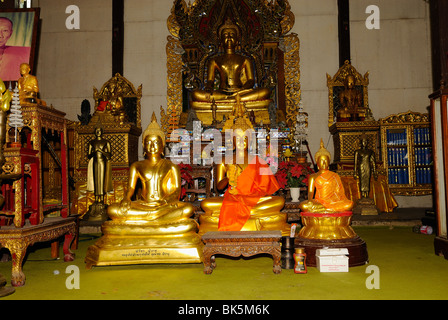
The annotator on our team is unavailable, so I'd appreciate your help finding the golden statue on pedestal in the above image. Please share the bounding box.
[198,100,289,235]
[298,139,356,240]
[17,63,45,106]
[353,134,379,215]
[299,139,353,214]
[338,74,366,121]
[85,113,202,268]
[84,125,112,222]
[191,18,270,105]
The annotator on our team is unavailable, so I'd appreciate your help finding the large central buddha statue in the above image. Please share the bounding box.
[198,101,289,235]
[85,113,202,267]
[191,18,271,108]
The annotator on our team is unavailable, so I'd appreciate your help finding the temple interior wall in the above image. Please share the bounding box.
[32,0,433,207]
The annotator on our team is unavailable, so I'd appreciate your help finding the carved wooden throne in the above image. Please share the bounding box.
[163,0,301,132]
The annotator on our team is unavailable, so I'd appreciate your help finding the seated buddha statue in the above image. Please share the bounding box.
[107,112,195,227]
[338,75,364,121]
[297,139,356,240]
[190,18,270,110]
[17,63,45,106]
[199,103,289,235]
[85,113,202,267]
[299,139,353,213]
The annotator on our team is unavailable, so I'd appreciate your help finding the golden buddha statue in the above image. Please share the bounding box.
[338,75,363,121]
[190,18,271,123]
[198,102,289,236]
[85,113,202,267]
[17,63,45,106]
[298,139,356,240]
[105,82,127,123]
[299,139,353,214]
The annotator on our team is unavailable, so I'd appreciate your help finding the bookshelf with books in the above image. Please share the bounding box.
[380,111,432,196]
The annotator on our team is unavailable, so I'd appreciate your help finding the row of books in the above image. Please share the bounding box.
[387,147,408,167]
[386,130,407,146]
[415,146,432,166]
[414,127,430,145]
[388,168,409,185]
[388,167,433,185]
[416,167,433,184]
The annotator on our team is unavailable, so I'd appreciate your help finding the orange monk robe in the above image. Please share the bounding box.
[218,156,280,231]
[313,170,353,212]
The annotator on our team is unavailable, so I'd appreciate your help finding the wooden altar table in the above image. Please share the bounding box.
[202,231,282,274]
[0,216,78,287]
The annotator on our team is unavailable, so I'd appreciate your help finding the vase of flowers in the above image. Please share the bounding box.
[177,163,193,200]
[274,160,314,202]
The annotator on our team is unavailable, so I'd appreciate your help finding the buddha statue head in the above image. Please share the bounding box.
[142,112,165,158]
[344,75,355,89]
[218,18,241,50]
[315,139,331,170]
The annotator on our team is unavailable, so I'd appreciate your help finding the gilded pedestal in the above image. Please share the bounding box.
[296,211,369,267]
[85,220,203,268]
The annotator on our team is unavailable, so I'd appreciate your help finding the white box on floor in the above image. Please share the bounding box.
[316,248,349,272]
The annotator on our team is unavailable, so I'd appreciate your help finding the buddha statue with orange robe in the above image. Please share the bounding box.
[198,102,289,235]
[299,139,353,213]
[298,139,356,240]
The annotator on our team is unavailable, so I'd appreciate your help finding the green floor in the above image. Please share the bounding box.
[1,226,447,300]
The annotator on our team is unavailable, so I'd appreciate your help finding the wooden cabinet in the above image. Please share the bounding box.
[429,87,448,259]
[379,111,432,196]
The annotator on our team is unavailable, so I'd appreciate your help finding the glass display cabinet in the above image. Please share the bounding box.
[379,111,433,196]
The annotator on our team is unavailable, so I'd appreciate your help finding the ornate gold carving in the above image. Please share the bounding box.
[283,33,301,127]
[379,110,430,124]
[165,0,300,132]
[164,36,184,135]
[93,73,142,129]
[327,60,370,127]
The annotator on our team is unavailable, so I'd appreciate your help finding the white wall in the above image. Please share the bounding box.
[34,0,112,121]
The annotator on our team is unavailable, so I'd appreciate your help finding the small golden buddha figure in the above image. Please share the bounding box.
[199,105,289,235]
[299,139,353,213]
[106,83,127,123]
[191,18,270,105]
[338,75,363,121]
[85,113,202,267]
[298,139,356,240]
[17,63,45,106]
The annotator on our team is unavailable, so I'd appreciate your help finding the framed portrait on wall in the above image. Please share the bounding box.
[0,8,39,82]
